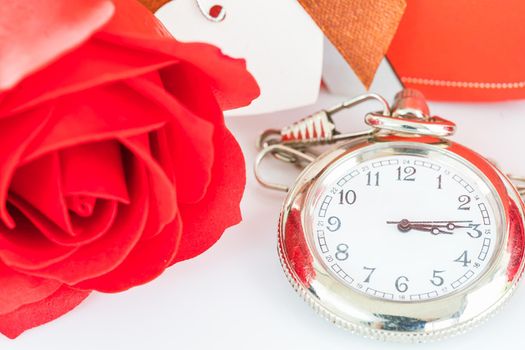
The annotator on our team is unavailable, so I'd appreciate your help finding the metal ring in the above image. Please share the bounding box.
[254,145,316,192]
[257,129,301,163]
[256,129,280,150]
[365,113,457,137]
[326,93,391,117]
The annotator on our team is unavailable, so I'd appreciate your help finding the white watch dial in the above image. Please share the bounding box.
[310,154,501,302]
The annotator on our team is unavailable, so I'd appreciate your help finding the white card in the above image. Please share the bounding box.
[322,37,402,102]
[155,0,324,116]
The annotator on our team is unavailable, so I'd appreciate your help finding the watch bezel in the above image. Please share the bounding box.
[278,136,525,341]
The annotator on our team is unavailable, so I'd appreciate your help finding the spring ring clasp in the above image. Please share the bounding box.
[254,93,390,191]
[257,93,390,152]
[254,89,458,192]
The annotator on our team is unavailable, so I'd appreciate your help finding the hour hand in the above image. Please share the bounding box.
[386,219,473,235]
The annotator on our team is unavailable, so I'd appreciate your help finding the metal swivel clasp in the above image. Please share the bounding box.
[257,93,390,150]
[365,89,456,137]
[254,89,457,192]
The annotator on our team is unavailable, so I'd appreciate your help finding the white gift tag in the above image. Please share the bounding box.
[322,38,402,102]
[155,0,323,116]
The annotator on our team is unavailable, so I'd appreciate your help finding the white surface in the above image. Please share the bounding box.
[4,91,525,349]
[322,37,403,97]
[156,0,323,116]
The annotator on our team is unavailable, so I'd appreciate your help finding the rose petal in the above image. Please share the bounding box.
[94,36,260,111]
[60,140,129,204]
[171,43,261,111]
[10,152,73,234]
[0,285,90,339]
[138,129,175,241]
[0,38,177,118]
[0,0,114,91]
[11,149,119,245]
[75,214,181,292]
[0,262,61,315]
[66,195,97,217]
[119,133,177,234]
[174,128,245,263]
[0,205,77,270]
[10,194,119,247]
[0,108,52,228]
[20,82,169,165]
[159,60,246,262]
[16,154,149,284]
[126,76,215,204]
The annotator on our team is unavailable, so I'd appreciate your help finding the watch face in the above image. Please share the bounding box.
[308,146,503,302]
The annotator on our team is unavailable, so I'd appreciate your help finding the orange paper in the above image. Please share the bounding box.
[298,0,406,88]
[388,0,525,101]
[138,0,170,13]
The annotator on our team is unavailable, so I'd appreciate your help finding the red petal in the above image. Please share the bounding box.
[0,285,89,339]
[60,140,129,204]
[0,108,51,228]
[126,76,214,204]
[0,262,61,315]
[95,37,260,111]
[159,45,260,111]
[10,148,119,244]
[10,194,119,247]
[75,214,182,292]
[17,155,149,284]
[174,128,245,263]
[20,82,169,164]
[159,60,246,262]
[119,133,177,234]
[138,129,175,240]
[66,195,97,217]
[0,0,114,91]
[0,206,77,270]
[0,38,177,117]
[10,152,72,234]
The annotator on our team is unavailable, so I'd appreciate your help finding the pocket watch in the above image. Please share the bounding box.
[254,89,525,342]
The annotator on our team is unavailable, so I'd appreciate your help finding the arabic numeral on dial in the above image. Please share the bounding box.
[467,223,482,238]
[335,243,349,261]
[395,276,409,293]
[366,171,379,186]
[430,270,445,286]
[458,195,471,210]
[454,250,471,267]
[363,266,376,283]
[437,174,443,189]
[327,216,341,232]
[338,190,356,205]
[397,166,416,181]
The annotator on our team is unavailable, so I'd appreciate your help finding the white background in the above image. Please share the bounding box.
[3,91,525,349]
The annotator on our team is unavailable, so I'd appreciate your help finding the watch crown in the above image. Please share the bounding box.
[392,89,431,120]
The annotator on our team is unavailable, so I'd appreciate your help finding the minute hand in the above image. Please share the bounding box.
[386,220,473,235]
[408,223,453,235]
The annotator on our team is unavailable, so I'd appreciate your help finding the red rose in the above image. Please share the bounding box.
[0,0,259,338]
